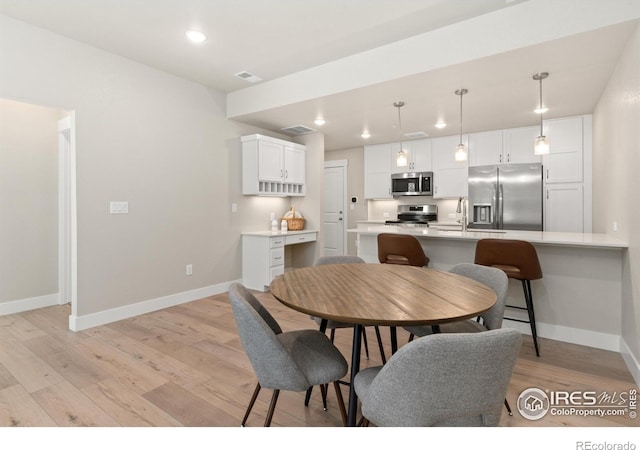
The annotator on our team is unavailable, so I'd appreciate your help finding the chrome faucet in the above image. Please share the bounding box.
[457,197,468,232]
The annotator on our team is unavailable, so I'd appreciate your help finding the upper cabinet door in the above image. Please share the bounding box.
[364,143,392,199]
[469,130,503,166]
[284,145,305,184]
[257,140,284,182]
[411,139,432,172]
[391,141,412,173]
[503,126,541,165]
[431,135,468,198]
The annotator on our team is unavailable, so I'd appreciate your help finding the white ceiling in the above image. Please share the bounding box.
[1,0,638,150]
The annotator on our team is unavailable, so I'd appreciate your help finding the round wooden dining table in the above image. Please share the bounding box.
[269,262,497,426]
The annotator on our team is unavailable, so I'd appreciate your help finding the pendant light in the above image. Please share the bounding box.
[533,72,550,155]
[394,101,408,168]
[454,89,468,162]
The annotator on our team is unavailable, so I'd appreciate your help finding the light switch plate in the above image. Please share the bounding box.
[110,201,129,214]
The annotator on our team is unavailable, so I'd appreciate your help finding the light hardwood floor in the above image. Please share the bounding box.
[0,290,637,427]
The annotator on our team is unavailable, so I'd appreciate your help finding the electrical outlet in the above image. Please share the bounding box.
[383,213,390,218]
[186,264,193,275]
[231,203,238,213]
[448,213,457,219]
[613,222,618,232]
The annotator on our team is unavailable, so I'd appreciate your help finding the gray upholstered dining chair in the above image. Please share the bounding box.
[403,263,513,414]
[311,255,386,364]
[404,263,509,338]
[228,283,348,427]
[353,328,522,426]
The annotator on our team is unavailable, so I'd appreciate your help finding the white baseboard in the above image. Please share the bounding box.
[503,320,621,353]
[620,338,640,386]
[68,279,241,332]
[0,293,61,315]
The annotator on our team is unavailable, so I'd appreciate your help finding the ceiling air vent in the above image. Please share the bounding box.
[234,71,262,83]
[404,131,429,139]
[281,125,316,135]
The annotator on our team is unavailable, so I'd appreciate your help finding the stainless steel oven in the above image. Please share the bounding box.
[391,171,433,197]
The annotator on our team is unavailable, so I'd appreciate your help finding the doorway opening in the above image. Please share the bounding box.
[58,114,78,322]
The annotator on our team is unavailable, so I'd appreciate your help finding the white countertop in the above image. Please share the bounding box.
[349,225,628,249]
[242,229,319,237]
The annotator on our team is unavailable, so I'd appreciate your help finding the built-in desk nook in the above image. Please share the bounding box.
[242,230,318,291]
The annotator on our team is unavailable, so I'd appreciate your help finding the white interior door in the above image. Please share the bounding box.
[323,162,347,256]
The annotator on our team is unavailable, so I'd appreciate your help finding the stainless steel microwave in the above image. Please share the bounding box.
[391,171,433,197]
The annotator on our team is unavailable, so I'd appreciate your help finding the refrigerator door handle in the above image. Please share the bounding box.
[498,184,504,229]
[491,184,498,228]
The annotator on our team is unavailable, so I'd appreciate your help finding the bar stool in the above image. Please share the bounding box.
[377,233,429,267]
[378,233,429,353]
[474,238,542,357]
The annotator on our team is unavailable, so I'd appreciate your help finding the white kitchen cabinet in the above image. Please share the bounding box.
[469,130,503,167]
[544,183,584,232]
[242,231,318,291]
[503,126,542,165]
[242,134,306,196]
[542,116,584,183]
[541,115,591,232]
[391,139,432,172]
[431,134,468,198]
[469,127,541,166]
[284,145,305,184]
[364,143,392,199]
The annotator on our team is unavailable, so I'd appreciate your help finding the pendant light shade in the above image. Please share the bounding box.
[454,89,468,162]
[394,101,408,167]
[533,72,550,155]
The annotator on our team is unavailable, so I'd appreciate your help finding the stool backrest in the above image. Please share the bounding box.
[474,239,542,280]
[377,233,428,267]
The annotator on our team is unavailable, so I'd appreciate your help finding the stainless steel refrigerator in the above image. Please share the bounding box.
[468,163,543,231]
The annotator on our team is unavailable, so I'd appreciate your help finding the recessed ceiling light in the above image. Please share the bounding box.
[185,30,207,43]
[534,107,549,114]
[361,131,371,139]
[314,118,326,126]
[435,121,447,129]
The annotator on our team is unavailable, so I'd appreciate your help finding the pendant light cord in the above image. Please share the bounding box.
[459,92,463,145]
[539,76,543,135]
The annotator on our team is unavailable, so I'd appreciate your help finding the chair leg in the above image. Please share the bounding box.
[362,327,370,359]
[408,332,414,342]
[374,326,387,364]
[242,382,261,426]
[264,389,280,427]
[357,416,370,427]
[333,381,348,426]
[522,280,540,357]
[319,383,328,410]
[504,398,513,416]
[304,386,313,406]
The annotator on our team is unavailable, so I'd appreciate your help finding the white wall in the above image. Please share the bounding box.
[592,24,640,374]
[0,99,61,303]
[0,15,292,325]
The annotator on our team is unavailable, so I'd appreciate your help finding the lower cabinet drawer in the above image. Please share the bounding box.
[270,248,284,266]
[285,232,317,245]
[270,265,284,280]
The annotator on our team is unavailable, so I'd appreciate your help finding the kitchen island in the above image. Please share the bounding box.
[349,225,628,352]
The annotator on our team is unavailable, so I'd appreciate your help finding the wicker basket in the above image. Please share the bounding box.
[284,217,305,231]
